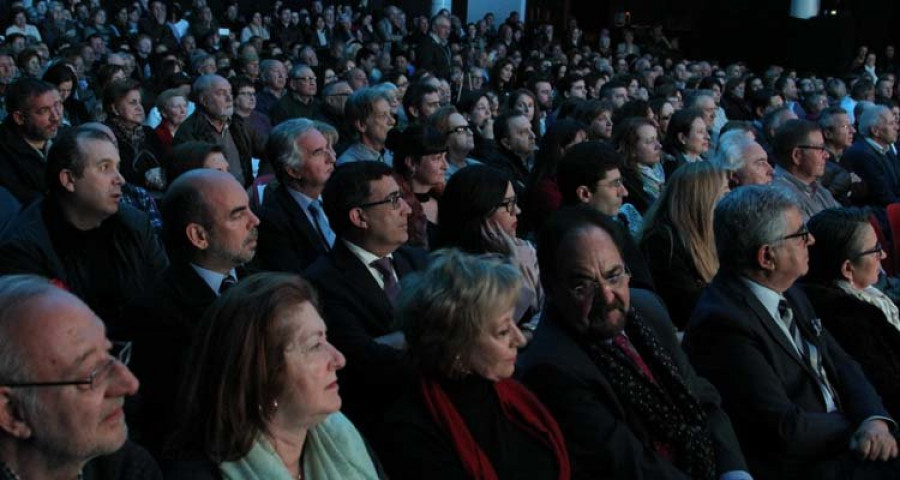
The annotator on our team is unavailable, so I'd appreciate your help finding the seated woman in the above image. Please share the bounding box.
[103,79,165,192]
[613,117,665,214]
[166,141,230,185]
[164,273,384,479]
[802,208,900,419]
[386,124,448,249]
[640,162,729,328]
[437,165,543,327]
[381,250,570,479]
[661,107,710,178]
[524,118,587,234]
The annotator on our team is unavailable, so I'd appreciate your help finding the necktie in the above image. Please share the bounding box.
[778,299,840,409]
[219,273,237,294]
[308,201,334,250]
[371,257,399,306]
[612,333,657,383]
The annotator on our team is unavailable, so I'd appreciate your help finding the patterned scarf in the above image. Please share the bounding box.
[584,311,716,480]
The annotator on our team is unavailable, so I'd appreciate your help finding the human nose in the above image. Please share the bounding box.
[510,323,526,348]
[248,209,260,228]
[329,341,346,370]
[108,362,140,397]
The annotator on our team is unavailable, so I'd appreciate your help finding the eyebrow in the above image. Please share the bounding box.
[230,205,249,216]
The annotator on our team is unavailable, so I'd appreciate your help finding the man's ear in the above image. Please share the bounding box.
[790,146,803,168]
[186,223,210,250]
[349,207,367,230]
[757,244,776,271]
[0,388,33,439]
[10,110,25,128]
[575,185,592,204]
[58,169,77,193]
[499,136,511,150]
[677,131,687,146]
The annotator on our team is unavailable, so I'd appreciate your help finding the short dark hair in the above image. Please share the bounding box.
[436,165,511,253]
[772,119,821,168]
[5,78,56,114]
[558,141,622,206]
[322,161,394,237]
[102,78,141,116]
[167,141,225,185]
[45,128,114,196]
[160,170,215,260]
[537,206,624,293]
[662,107,705,156]
[806,207,871,283]
[558,72,585,98]
[402,81,439,120]
[41,63,77,87]
[493,110,525,143]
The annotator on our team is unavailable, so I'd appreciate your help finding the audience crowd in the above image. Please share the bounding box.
[4,1,900,478]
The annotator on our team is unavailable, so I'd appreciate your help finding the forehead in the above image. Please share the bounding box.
[558,226,623,275]
[637,125,657,139]
[298,128,327,151]
[510,116,530,130]
[368,174,398,199]
[371,99,391,114]
[447,113,468,126]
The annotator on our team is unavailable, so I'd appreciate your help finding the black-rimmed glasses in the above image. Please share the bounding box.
[358,191,404,210]
[781,225,811,244]
[852,242,884,260]
[1,342,132,391]
[448,125,473,135]
[569,265,632,299]
[796,145,827,152]
[495,195,517,214]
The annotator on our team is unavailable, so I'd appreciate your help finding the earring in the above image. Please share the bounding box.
[451,354,470,377]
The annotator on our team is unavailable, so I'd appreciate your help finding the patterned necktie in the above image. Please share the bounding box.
[219,273,237,294]
[613,333,657,383]
[778,299,840,409]
[371,257,399,306]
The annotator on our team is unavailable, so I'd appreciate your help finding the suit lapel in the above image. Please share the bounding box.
[275,186,328,252]
[331,241,394,322]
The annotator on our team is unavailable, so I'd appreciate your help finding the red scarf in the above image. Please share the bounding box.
[420,377,571,480]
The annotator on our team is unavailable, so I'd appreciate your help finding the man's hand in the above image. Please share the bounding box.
[850,419,898,461]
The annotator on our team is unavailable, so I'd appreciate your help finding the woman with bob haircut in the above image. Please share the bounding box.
[640,162,730,328]
[437,165,543,325]
[380,250,571,479]
[164,273,384,479]
[661,107,710,178]
[802,208,900,419]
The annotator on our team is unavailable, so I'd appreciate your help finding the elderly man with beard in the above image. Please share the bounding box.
[518,207,751,480]
[174,74,257,187]
[127,168,260,455]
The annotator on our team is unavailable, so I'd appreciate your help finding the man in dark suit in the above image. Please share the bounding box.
[414,14,451,80]
[128,168,260,455]
[254,119,336,272]
[305,161,427,434]
[685,185,900,480]
[517,208,750,479]
[842,105,900,210]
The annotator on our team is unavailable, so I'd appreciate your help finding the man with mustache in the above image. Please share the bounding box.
[127,168,260,455]
[518,207,751,479]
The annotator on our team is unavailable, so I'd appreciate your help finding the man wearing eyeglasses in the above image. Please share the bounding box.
[305,161,427,435]
[518,208,750,479]
[685,186,900,480]
[843,105,900,212]
[772,119,840,220]
[0,275,161,479]
[269,64,321,126]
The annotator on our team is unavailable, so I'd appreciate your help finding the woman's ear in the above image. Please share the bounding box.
[840,259,855,282]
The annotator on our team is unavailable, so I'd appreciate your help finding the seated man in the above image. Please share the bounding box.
[842,105,900,211]
[771,119,840,219]
[129,168,260,454]
[712,129,773,188]
[0,127,168,337]
[0,275,160,479]
[255,119,336,272]
[305,161,427,433]
[685,185,900,480]
[518,208,750,479]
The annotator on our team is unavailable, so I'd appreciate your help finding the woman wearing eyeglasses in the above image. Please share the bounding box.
[437,165,543,332]
[380,250,570,480]
[801,207,900,419]
[640,162,730,329]
[164,273,384,479]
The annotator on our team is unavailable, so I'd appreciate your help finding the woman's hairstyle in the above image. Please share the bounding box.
[397,249,521,378]
[166,141,224,185]
[806,207,871,283]
[102,78,141,116]
[168,273,319,462]
[490,58,516,93]
[612,116,657,170]
[385,123,447,180]
[662,107,705,156]
[428,105,459,135]
[641,161,725,282]
[155,88,186,114]
[612,99,652,126]
[437,165,512,253]
[529,118,586,188]
[507,88,541,135]
[42,62,77,86]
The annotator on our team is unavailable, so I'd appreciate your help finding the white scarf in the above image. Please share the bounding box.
[220,412,379,480]
[836,280,900,333]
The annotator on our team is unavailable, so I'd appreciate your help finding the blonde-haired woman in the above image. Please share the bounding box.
[640,162,729,329]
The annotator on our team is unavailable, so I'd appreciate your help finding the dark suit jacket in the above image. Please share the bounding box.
[801,281,900,420]
[684,272,892,479]
[304,240,428,432]
[842,139,900,208]
[415,35,451,80]
[125,262,222,456]
[517,288,747,479]
[254,184,329,273]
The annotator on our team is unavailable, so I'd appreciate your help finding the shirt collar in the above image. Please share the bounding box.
[741,276,783,322]
[191,263,237,296]
[865,136,889,155]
